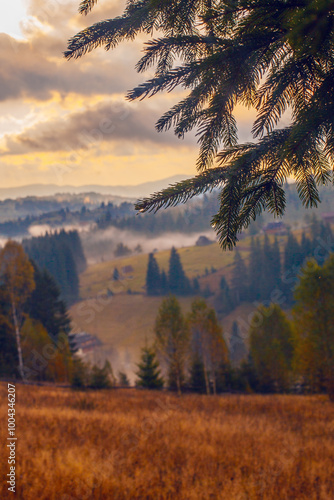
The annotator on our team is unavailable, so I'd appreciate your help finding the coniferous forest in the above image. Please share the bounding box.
[23,230,86,305]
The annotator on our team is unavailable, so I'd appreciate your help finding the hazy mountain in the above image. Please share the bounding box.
[0,175,191,201]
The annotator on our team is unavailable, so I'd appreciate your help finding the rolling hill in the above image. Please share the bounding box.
[70,236,279,379]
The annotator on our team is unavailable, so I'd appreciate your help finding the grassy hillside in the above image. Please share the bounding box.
[79,237,267,299]
[71,234,289,375]
[1,383,333,499]
[79,230,294,300]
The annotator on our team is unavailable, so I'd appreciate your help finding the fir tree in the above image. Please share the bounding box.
[118,371,130,387]
[189,355,207,394]
[113,267,119,281]
[136,345,164,389]
[168,247,190,296]
[146,253,161,296]
[26,265,71,342]
[248,238,263,302]
[284,232,302,272]
[89,361,113,389]
[0,315,17,378]
[313,223,334,265]
[260,234,281,301]
[215,276,234,314]
[300,232,312,264]
[271,237,282,294]
[192,277,200,294]
[229,321,247,366]
[250,304,294,393]
[283,231,302,303]
[231,250,248,304]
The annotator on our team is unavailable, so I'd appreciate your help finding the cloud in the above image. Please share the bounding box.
[0,0,143,102]
[0,32,140,102]
[0,0,252,188]
[0,100,196,155]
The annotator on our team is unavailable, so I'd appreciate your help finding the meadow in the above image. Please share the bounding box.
[1,383,333,499]
[79,241,239,298]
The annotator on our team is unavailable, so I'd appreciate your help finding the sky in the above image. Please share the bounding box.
[0,1,256,188]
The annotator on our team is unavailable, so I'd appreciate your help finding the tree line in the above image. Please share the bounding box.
[137,250,334,400]
[99,194,220,235]
[216,221,334,316]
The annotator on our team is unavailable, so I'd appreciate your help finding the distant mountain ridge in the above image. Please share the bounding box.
[0,175,191,201]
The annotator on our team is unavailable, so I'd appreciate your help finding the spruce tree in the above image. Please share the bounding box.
[168,247,190,296]
[248,238,263,302]
[231,250,248,304]
[300,232,312,264]
[0,315,17,378]
[113,267,119,281]
[314,223,334,265]
[89,361,113,389]
[250,304,293,393]
[229,321,247,366]
[271,237,282,294]
[189,355,207,394]
[215,276,234,314]
[284,231,302,272]
[136,345,164,389]
[67,230,87,273]
[192,277,200,294]
[26,265,71,341]
[260,234,280,301]
[118,371,130,387]
[283,232,302,303]
[146,253,161,296]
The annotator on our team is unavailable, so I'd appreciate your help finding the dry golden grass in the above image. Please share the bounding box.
[79,241,245,298]
[1,383,334,499]
[79,233,289,299]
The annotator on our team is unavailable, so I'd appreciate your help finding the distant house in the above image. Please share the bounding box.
[321,212,334,224]
[263,221,287,235]
[121,265,134,274]
[72,332,102,355]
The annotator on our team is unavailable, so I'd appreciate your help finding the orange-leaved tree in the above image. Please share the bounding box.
[0,241,35,380]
